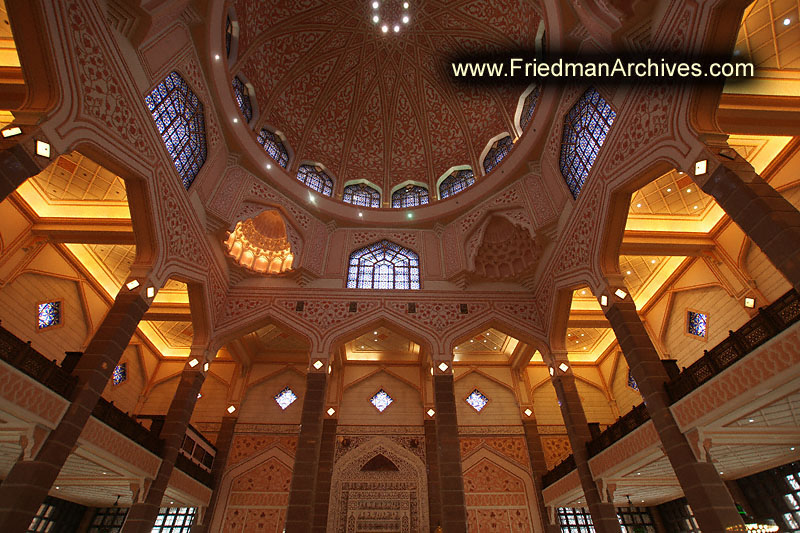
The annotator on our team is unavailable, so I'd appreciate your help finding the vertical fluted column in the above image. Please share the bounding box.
[189,416,237,533]
[0,278,153,532]
[311,417,337,533]
[522,418,561,533]
[547,354,620,533]
[0,131,55,202]
[121,353,209,533]
[433,360,467,533]
[599,282,744,532]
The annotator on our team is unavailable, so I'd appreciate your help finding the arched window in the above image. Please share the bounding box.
[225,16,233,57]
[343,183,380,208]
[232,76,252,123]
[257,128,289,168]
[559,87,617,199]
[482,135,513,174]
[145,71,207,189]
[297,164,333,196]
[347,239,420,290]
[439,169,475,199]
[519,86,540,131]
[391,185,429,208]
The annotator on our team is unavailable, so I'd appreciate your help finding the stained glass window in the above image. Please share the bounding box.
[343,183,381,208]
[231,76,252,123]
[627,369,638,391]
[687,310,707,338]
[256,129,289,168]
[274,387,297,410]
[225,16,233,57]
[370,389,393,412]
[391,185,429,208]
[466,389,489,412]
[37,301,61,329]
[482,135,513,174]
[297,164,333,196]
[559,87,617,199]
[113,363,127,386]
[347,239,420,290]
[519,85,541,131]
[439,169,475,199]
[152,507,195,533]
[145,72,207,190]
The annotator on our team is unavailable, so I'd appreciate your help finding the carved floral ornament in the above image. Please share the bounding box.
[224,210,294,274]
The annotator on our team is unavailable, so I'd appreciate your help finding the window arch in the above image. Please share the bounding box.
[257,128,289,168]
[559,87,617,199]
[343,183,381,208]
[519,85,540,131]
[347,239,420,290]
[232,76,253,123]
[297,164,333,196]
[482,135,513,174]
[439,168,475,199]
[391,184,429,208]
[145,71,207,189]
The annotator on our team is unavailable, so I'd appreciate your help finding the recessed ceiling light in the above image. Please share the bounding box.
[470,340,473,343]
[214,54,220,60]
[748,418,754,422]
[358,212,363,217]
[393,25,400,32]
[686,188,692,193]
[372,1,379,8]
[636,203,641,208]
[233,118,238,123]
[373,15,379,23]
[381,24,388,33]
[402,15,409,23]
[580,290,586,295]
[667,188,672,192]
[403,1,409,8]
[693,205,698,209]
[373,331,378,335]
[266,164,272,169]
[651,259,656,264]
[784,17,791,25]
[197,393,202,399]
[407,212,412,218]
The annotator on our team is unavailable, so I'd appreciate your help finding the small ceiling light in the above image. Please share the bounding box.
[214,54,220,60]
[744,297,755,308]
[792,447,796,451]
[381,24,388,33]
[636,203,641,208]
[407,212,412,218]
[580,290,586,295]
[197,393,202,399]
[667,187,672,192]
[470,340,474,343]
[438,362,448,372]
[651,259,657,264]
[427,408,435,417]
[35,140,51,158]
[55,486,59,490]
[266,164,272,170]
[372,1,379,8]
[686,188,692,193]
[549,367,554,376]
[694,160,707,176]
[203,362,209,372]
[693,205,698,210]
[637,472,641,475]
[309,193,316,203]
[126,279,140,290]
[748,418,754,422]
[524,408,532,417]
[327,407,336,416]
[430,367,434,375]
[313,359,324,370]
[1,126,21,137]
[188,358,199,368]
[358,212,363,217]
[233,118,238,123]
[583,347,587,350]
[403,1,409,7]
[626,270,631,275]
[600,295,608,306]
[373,15,379,23]
[373,331,378,335]
[614,289,628,299]
[784,17,791,25]
[393,25,400,32]
[402,15,410,23]
[558,362,569,372]
[146,286,155,298]
[227,405,236,413]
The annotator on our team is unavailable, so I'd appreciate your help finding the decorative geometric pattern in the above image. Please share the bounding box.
[112,363,127,386]
[256,129,289,168]
[439,169,475,199]
[144,72,207,189]
[483,136,514,174]
[391,185,429,208]
[37,301,61,329]
[627,369,639,391]
[296,164,333,196]
[369,389,393,412]
[152,507,195,532]
[519,86,540,131]
[274,387,297,410]
[466,389,489,412]
[225,16,233,57]
[687,310,708,338]
[559,87,616,199]
[342,183,381,208]
[232,76,252,123]
[347,239,420,290]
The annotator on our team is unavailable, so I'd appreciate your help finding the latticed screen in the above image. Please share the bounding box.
[617,506,656,533]
[557,507,594,532]
[343,183,381,208]
[483,135,514,174]
[627,369,638,391]
[152,507,195,533]
[274,386,297,410]
[112,363,127,385]
[439,169,475,199]
[297,164,333,196]
[370,389,393,412]
[686,310,707,338]
[391,185,429,208]
[145,72,207,189]
[519,85,541,131]
[37,301,61,329]
[231,76,252,123]
[466,389,489,412]
[256,129,289,168]
[88,507,128,532]
[559,87,616,199]
[347,240,420,290]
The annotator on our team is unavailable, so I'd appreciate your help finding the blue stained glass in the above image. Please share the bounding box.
[391,185,429,208]
[687,311,707,338]
[297,164,333,196]
[256,129,289,168]
[519,85,540,131]
[627,369,638,391]
[347,239,420,290]
[559,87,616,199]
[370,389,393,412]
[112,363,127,385]
[483,135,514,174]
[146,72,207,189]
[225,16,233,57]
[232,76,252,123]
[439,169,475,199]
[466,389,489,412]
[274,387,297,410]
[343,183,380,208]
[37,301,61,329]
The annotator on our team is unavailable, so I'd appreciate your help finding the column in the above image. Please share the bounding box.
[285,356,329,533]
[522,417,561,533]
[599,282,744,531]
[432,361,468,533]
[121,351,210,532]
[311,417,337,533]
[547,353,620,533]
[423,418,442,531]
[189,416,237,533]
[0,131,55,202]
[692,143,800,293]
[0,278,153,532]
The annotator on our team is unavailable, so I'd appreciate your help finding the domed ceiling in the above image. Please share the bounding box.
[230,0,541,197]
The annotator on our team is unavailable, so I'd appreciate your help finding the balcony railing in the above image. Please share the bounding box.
[0,324,77,399]
[543,454,576,487]
[175,453,214,487]
[587,403,650,458]
[92,398,162,456]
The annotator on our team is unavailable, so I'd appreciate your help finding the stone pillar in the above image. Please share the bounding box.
[0,131,55,202]
[189,416,237,533]
[423,418,443,531]
[311,417,337,533]
[547,353,620,533]
[432,361,468,533]
[285,357,329,533]
[599,282,744,532]
[692,143,800,293]
[0,278,153,532]
[121,351,210,533]
[522,418,561,533]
